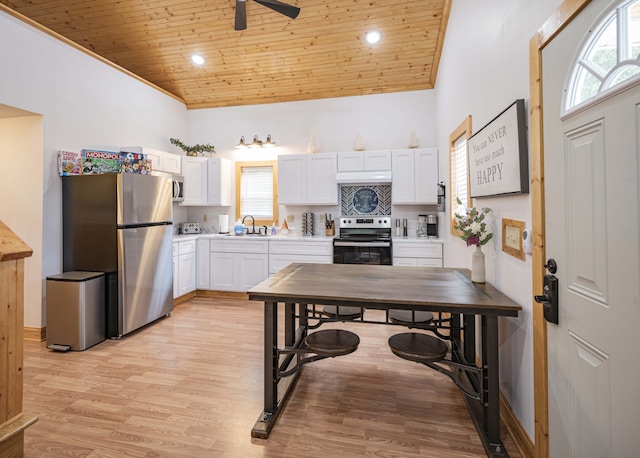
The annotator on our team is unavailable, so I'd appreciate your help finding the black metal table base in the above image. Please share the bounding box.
[252,301,510,458]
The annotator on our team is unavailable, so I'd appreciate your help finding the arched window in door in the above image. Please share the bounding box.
[565,0,640,112]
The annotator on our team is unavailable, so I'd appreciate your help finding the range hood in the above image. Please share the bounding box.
[335,170,392,185]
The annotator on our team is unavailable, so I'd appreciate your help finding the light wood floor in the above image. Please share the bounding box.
[22,297,521,457]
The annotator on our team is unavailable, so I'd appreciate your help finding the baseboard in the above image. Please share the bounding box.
[173,291,197,306]
[500,393,535,458]
[23,326,45,342]
[195,290,249,300]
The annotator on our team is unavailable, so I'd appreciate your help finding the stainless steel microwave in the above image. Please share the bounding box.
[172,175,184,202]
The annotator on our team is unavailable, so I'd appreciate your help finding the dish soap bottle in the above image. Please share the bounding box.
[234,219,244,236]
[271,221,277,235]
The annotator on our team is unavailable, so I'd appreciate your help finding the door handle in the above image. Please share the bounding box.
[535,273,559,324]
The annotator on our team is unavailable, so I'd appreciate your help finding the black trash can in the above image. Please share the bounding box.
[46,271,105,351]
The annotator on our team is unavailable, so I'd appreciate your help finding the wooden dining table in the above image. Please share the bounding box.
[248,263,521,457]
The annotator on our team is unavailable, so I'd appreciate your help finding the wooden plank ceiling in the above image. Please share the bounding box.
[0,0,451,109]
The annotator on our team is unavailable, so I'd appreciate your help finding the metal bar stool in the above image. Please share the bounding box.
[388,309,434,327]
[387,332,448,363]
[305,329,360,357]
[321,305,364,321]
[388,332,483,402]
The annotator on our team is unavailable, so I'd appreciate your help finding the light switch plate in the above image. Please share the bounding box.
[523,228,532,255]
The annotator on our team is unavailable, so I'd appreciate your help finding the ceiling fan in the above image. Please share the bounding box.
[235,0,301,31]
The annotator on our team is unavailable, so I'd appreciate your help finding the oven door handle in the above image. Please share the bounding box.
[334,241,391,247]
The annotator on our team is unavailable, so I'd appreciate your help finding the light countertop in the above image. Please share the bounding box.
[174,233,442,243]
[174,233,335,242]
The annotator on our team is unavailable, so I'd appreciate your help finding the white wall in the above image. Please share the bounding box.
[0,11,188,327]
[187,90,436,157]
[435,0,564,441]
[0,113,43,327]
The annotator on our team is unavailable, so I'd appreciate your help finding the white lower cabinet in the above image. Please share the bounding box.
[393,241,443,267]
[173,245,179,299]
[210,239,269,292]
[196,238,210,289]
[173,239,196,298]
[268,239,333,275]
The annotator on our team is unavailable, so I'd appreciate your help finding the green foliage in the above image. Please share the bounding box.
[453,197,493,247]
[170,138,215,155]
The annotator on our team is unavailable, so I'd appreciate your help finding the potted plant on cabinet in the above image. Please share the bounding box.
[170,138,215,157]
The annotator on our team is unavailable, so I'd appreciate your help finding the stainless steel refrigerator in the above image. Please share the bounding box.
[62,173,173,338]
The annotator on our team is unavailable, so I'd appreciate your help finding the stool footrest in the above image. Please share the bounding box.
[305,329,360,357]
[388,332,448,363]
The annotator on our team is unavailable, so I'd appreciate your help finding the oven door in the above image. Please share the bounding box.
[333,240,392,265]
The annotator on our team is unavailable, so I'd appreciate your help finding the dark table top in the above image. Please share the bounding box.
[248,263,521,316]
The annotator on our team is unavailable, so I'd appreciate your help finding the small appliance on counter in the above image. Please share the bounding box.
[182,222,201,234]
[427,214,438,238]
[417,215,428,237]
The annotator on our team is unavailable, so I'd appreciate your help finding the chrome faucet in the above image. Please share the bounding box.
[242,215,256,234]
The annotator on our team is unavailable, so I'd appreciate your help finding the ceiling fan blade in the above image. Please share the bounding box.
[235,0,247,30]
[253,0,300,20]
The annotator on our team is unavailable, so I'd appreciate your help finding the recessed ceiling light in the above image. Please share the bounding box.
[191,54,205,66]
[365,30,381,45]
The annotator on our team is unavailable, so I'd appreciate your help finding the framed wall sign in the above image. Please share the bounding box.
[468,99,529,198]
[502,218,525,260]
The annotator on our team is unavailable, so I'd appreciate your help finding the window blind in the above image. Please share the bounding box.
[454,135,468,209]
[240,166,274,218]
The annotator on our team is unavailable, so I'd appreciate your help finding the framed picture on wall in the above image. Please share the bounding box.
[468,99,529,198]
[502,218,526,260]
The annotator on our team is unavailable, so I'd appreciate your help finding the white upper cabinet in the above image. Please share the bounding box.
[207,157,232,206]
[120,146,181,175]
[337,150,391,172]
[278,153,338,205]
[181,157,209,206]
[181,156,231,206]
[392,148,438,204]
[278,155,306,205]
[307,153,338,204]
[338,150,391,172]
[162,153,182,175]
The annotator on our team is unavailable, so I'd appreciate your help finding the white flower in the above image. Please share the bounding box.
[469,222,482,234]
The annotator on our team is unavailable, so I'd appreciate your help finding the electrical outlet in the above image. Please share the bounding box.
[203,214,208,222]
[287,215,294,223]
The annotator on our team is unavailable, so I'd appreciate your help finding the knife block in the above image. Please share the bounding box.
[325,221,335,236]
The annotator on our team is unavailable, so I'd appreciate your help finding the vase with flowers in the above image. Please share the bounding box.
[453,197,493,283]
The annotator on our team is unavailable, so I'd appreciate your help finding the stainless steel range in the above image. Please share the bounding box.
[333,217,392,265]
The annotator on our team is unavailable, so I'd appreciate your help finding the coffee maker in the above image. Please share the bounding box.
[426,214,438,238]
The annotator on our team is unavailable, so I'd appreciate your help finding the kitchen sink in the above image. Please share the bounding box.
[223,233,269,237]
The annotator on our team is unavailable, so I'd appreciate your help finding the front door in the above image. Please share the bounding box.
[542,0,640,456]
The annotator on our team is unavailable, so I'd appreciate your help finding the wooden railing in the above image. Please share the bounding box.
[0,220,37,458]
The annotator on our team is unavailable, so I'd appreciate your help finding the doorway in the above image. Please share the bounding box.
[530,0,640,456]
[0,103,44,335]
